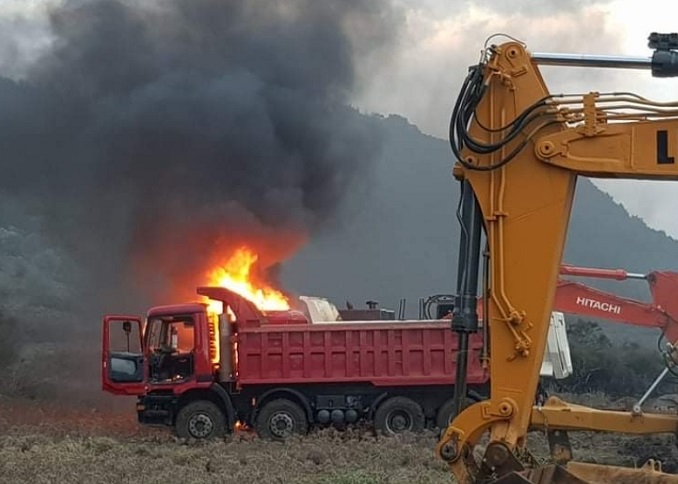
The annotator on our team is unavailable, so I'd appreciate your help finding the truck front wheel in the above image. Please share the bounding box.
[175,400,226,440]
[255,398,309,441]
[374,396,425,436]
[436,396,474,433]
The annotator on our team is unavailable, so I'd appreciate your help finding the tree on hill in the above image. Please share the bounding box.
[546,318,667,397]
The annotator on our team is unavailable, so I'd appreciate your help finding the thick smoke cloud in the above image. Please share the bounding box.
[0,0,397,309]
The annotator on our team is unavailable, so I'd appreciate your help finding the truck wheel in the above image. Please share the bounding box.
[436,397,474,432]
[255,399,308,441]
[374,396,425,436]
[175,400,226,440]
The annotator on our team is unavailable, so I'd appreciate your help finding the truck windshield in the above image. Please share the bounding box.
[145,316,195,353]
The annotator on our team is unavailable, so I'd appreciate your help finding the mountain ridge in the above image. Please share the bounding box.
[282,113,678,347]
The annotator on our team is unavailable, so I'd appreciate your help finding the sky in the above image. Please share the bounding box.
[1,0,678,239]
[350,0,678,240]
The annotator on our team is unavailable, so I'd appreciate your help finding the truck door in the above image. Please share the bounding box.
[102,315,146,395]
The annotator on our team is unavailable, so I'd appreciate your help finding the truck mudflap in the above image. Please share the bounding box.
[488,460,678,484]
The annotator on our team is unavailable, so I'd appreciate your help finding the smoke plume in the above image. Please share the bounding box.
[0,0,397,311]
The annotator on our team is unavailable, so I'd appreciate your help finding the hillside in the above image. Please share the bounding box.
[282,114,678,346]
[1,111,676,404]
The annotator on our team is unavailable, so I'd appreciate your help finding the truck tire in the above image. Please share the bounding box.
[374,396,425,436]
[175,400,226,440]
[436,396,474,432]
[255,398,309,441]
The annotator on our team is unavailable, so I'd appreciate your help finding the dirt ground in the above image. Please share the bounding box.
[1,394,678,484]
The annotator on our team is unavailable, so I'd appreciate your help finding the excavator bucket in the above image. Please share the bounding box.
[487,460,678,484]
[489,464,588,484]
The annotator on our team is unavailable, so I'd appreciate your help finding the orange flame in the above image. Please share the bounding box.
[204,246,290,314]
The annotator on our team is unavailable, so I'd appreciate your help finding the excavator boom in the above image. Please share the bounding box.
[555,265,678,342]
[436,35,678,483]
[555,264,678,344]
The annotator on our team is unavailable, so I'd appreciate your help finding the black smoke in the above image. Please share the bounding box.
[0,0,398,313]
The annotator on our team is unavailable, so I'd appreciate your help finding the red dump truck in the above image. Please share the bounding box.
[102,287,569,440]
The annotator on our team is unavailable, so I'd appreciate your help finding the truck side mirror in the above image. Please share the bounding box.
[122,321,132,352]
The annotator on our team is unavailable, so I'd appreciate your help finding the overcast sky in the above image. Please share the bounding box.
[351,0,678,240]
[2,0,678,239]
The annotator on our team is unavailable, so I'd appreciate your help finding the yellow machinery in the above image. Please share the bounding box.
[436,33,678,483]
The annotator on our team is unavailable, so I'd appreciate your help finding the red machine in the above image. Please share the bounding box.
[461,264,678,339]
[102,287,489,441]
[102,263,677,441]
[555,264,678,342]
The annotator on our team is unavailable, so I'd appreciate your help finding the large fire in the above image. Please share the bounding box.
[204,246,290,314]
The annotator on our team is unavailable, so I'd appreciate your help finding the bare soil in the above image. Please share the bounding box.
[0,393,677,484]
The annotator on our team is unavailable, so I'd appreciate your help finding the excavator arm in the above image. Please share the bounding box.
[556,279,676,336]
[556,264,678,343]
[436,34,678,483]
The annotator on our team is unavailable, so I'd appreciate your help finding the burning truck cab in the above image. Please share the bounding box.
[102,286,571,440]
[103,304,215,397]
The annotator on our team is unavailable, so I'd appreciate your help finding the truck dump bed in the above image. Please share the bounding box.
[236,321,486,386]
[198,287,567,389]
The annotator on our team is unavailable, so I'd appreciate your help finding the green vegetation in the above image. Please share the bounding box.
[545,318,671,397]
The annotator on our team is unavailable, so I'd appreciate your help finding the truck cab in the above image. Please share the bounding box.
[102,303,220,396]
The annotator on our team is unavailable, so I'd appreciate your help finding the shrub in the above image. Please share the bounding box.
[545,319,669,397]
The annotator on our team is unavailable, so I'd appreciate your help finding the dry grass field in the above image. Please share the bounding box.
[0,398,451,484]
[1,393,678,484]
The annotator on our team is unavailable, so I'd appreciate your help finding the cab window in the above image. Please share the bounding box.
[145,316,195,353]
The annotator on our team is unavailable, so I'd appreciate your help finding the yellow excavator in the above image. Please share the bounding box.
[436,33,678,483]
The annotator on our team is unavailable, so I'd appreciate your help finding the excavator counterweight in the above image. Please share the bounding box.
[437,33,678,483]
